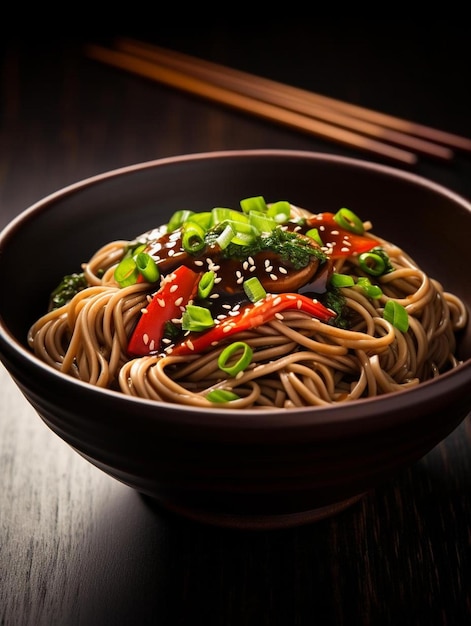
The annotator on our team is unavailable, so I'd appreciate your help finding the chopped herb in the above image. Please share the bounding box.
[49,272,88,310]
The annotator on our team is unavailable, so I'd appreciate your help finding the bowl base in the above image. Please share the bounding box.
[148,493,366,530]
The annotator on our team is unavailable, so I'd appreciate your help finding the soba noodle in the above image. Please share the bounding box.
[27,200,468,409]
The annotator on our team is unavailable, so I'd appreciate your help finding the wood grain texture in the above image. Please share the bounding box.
[1,24,471,625]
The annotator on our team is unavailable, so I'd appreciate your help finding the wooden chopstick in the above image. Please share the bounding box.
[114,38,460,161]
[116,37,471,155]
[85,43,419,165]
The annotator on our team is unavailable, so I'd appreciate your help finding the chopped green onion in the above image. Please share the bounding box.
[212,207,249,226]
[181,305,215,332]
[330,273,355,288]
[215,223,236,250]
[267,201,291,223]
[114,257,139,287]
[182,221,206,253]
[218,341,253,376]
[167,209,194,232]
[226,220,258,246]
[358,252,386,276]
[356,276,382,299]
[135,252,160,283]
[243,277,267,302]
[206,389,240,403]
[240,195,267,214]
[249,210,277,233]
[198,271,215,299]
[189,211,212,229]
[306,227,324,246]
[334,208,364,235]
[384,300,409,332]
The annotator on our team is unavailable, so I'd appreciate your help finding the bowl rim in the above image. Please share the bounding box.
[1,148,470,428]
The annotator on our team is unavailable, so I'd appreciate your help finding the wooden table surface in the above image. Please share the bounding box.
[1,21,471,626]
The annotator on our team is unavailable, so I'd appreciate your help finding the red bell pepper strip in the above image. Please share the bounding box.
[127,265,200,356]
[305,212,379,258]
[171,292,336,356]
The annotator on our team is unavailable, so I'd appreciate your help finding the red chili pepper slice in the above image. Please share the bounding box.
[306,212,379,258]
[127,265,200,356]
[171,292,336,356]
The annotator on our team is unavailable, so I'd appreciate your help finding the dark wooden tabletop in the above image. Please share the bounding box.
[1,21,471,626]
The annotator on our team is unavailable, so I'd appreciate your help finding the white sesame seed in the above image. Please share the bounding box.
[236,270,242,278]
[270,274,278,281]
[162,338,171,344]
[265,265,273,272]
[214,277,222,283]
[223,324,234,333]
[296,300,302,309]
[140,307,148,314]
[250,265,256,272]
[210,293,220,298]
[157,298,165,307]
[279,267,287,274]
[243,261,249,270]
[222,304,232,309]
[194,260,204,266]
[331,230,339,235]
[274,296,282,305]
[149,340,155,351]
[341,247,350,253]
[174,296,183,306]
[168,249,175,257]
[143,333,149,345]
[169,284,179,293]
[275,313,284,320]
[264,259,270,267]
[236,276,244,284]
[248,256,255,265]
[186,339,195,351]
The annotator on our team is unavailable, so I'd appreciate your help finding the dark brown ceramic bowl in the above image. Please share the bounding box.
[1,149,470,529]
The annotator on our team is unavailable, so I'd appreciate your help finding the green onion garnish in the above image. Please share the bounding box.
[240,195,267,214]
[334,208,364,235]
[358,251,386,276]
[114,257,140,287]
[356,276,382,299]
[182,221,206,253]
[217,341,253,377]
[181,305,215,332]
[243,277,267,303]
[206,389,240,403]
[167,209,194,232]
[198,271,216,299]
[384,300,409,332]
[330,273,355,288]
[306,227,324,246]
[135,252,160,283]
[267,200,291,223]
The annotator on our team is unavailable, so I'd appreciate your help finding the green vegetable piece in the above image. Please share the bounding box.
[356,276,382,299]
[206,389,241,403]
[240,195,267,214]
[267,201,291,223]
[358,251,386,276]
[182,221,206,253]
[243,277,267,303]
[330,273,355,288]
[384,300,409,332]
[334,208,364,235]
[167,209,195,232]
[181,304,215,332]
[114,257,140,287]
[217,341,253,377]
[135,252,160,283]
[306,227,324,246]
[49,272,88,310]
[198,271,216,299]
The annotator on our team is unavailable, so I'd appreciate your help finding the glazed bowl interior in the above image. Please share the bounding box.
[1,149,470,528]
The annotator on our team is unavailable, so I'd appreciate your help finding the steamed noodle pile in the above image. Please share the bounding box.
[28,206,468,410]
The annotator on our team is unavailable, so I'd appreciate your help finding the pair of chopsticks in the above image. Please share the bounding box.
[85,38,471,166]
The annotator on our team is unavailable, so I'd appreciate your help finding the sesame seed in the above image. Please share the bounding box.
[265,265,273,272]
[149,340,155,351]
[248,256,255,265]
[222,304,232,309]
[275,313,284,320]
[279,267,287,274]
[236,270,242,278]
[143,333,149,345]
[210,293,220,298]
[169,284,179,293]
[236,276,244,284]
[223,324,235,333]
[194,260,204,266]
[274,296,282,305]
[186,339,195,351]
[214,277,222,283]
[168,249,175,257]
[162,338,171,344]
[235,370,245,379]
[331,229,339,235]
[174,297,183,306]
[270,274,278,281]
[264,259,270,267]
[250,265,256,272]
[341,247,350,253]
[243,261,249,270]
[140,307,148,314]
[296,300,302,309]
[157,298,165,307]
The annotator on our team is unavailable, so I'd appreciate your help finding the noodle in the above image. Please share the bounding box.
[27,201,468,410]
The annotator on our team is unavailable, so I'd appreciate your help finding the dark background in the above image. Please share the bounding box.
[1,18,471,626]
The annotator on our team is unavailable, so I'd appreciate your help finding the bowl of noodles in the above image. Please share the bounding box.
[0,149,470,529]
